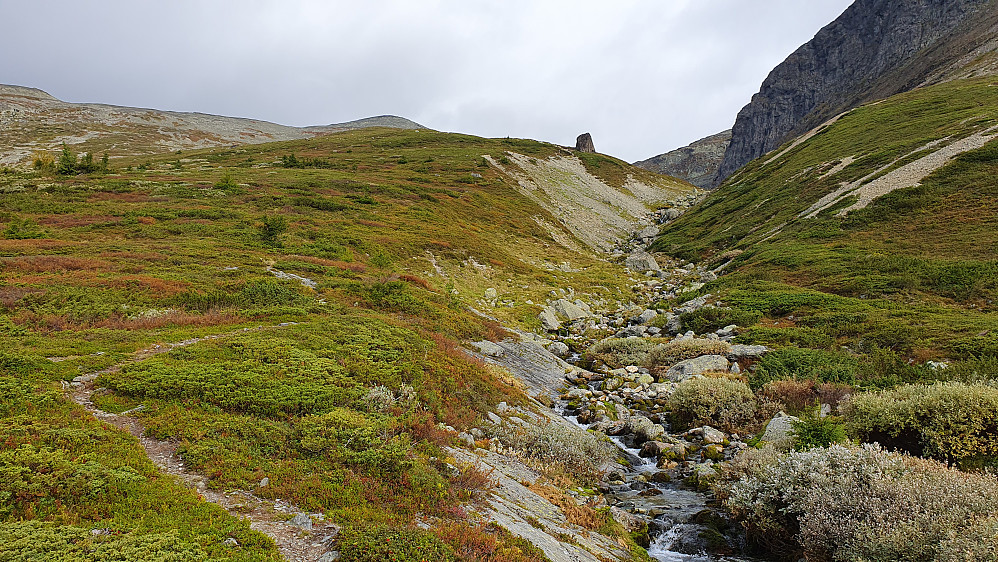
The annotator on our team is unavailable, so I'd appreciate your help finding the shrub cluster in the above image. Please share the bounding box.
[486,419,614,481]
[0,521,206,561]
[585,337,660,368]
[666,376,759,431]
[750,347,858,389]
[843,381,998,465]
[338,525,456,562]
[679,307,761,334]
[719,444,998,561]
[646,338,730,368]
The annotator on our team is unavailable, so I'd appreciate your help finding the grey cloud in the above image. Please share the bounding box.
[1,0,853,161]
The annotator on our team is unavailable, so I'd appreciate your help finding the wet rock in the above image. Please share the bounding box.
[626,416,666,443]
[665,355,729,381]
[548,341,570,357]
[700,426,726,445]
[640,440,668,458]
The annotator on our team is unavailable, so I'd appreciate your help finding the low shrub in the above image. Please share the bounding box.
[789,411,848,450]
[646,338,731,368]
[338,525,456,562]
[750,347,858,389]
[585,337,659,368]
[667,376,758,431]
[679,307,761,334]
[486,420,614,481]
[843,381,998,465]
[0,521,206,561]
[758,380,853,415]
[719,444,998,561]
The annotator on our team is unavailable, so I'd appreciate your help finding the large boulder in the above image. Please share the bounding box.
[538,306,561,330]
[665,355,730,381]
[625,251,660,272]
[760,412,800,447]
[727,344,769,360]
[576,132,596,153]
[552,299,590,322]
[626,416,667,443]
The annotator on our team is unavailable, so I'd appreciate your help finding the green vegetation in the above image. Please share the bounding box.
[0,127,674,559]
[720,445,998,561]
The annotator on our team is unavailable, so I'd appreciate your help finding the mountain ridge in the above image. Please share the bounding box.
[714,0,998,186]
[0,84,423,166]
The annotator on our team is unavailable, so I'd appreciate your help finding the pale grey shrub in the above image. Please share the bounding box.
[487,419,614,480]
[720,444,998,561]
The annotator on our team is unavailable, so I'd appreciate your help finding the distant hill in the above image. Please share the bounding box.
[0,84,423,165]
[633,130,731,189]
[714,0,998,186]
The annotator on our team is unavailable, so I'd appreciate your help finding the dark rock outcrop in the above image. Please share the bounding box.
[634,130,731,189]
[576,133,596,153]
[714,0,998,186]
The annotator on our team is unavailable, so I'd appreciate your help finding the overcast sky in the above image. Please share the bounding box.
[2,0,852,162]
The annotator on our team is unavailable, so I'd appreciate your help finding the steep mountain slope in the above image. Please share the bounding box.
[0,84,422,166]
[654,76,998,365]
[714,0,998,185]
[634,129,731,189]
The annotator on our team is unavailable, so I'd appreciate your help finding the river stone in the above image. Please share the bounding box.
[700,426,726,445]
[625,250,660,272]
[548,341,570,357]
[626,416,667,443]
[552,298,590,321]
[640,440,668,457]
[761,412,800,446]
[665,355,730,381]
[538,306,561,330]
[727,344,769,360]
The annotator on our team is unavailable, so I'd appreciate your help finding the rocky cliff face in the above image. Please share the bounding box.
[714,0,998,186]
[634,130,731,189]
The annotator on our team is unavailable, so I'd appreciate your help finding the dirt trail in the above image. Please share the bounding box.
[65,325,339,562]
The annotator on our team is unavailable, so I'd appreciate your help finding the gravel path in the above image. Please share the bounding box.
[65,325,339,562]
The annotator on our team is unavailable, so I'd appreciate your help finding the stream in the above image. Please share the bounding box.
[555,382,759,562]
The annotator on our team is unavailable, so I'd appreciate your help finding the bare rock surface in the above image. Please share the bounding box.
[575,132,596,153]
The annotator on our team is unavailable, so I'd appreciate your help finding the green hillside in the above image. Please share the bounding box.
[654,77,998,373]
[0,128,686,560]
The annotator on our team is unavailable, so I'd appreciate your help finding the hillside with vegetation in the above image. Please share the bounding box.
[0,124,697,561]
[641,75,998,559]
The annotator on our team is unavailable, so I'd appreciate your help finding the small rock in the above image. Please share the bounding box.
[484,288,498,300]
[549,341,570,357]
[290,514,313,531]
[487,412,502,425]
[701,426,726,445]
[665,355,729,382]
[318,552,341,562]
[625,251,661,272]
[222,538,239,547]
[727,344,769,360]
[539,307,561,331]
[457,432,476,447]
[259,477,269,488]
[760,412,800,447]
